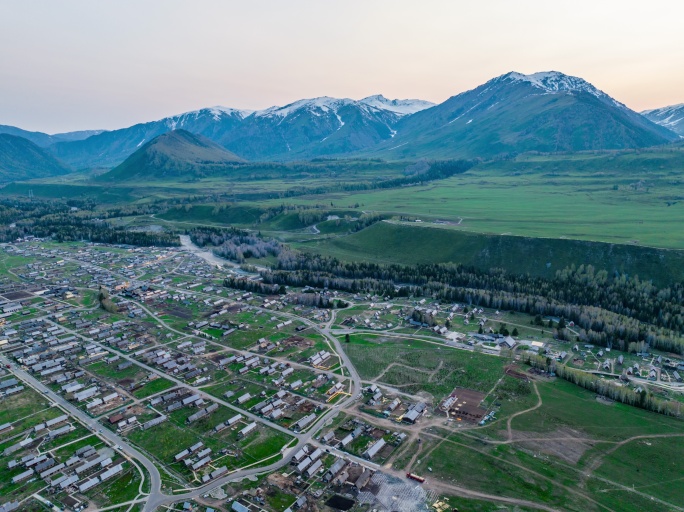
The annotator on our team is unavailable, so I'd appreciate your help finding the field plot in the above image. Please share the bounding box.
[131,377,175,399]
[342,334,506,398]
[0,382,52,425]
[123,400,293,484]
[85,360,147,386]
[0,378,139,509]
[272,151,684,249]
[411,378,684,512]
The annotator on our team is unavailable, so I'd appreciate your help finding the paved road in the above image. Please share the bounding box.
[0,355,163,505]
[34,313,360,511]
[3,349,352,512]
[141,314,364,511]
[3,242,583,512]
[2,246,360,511]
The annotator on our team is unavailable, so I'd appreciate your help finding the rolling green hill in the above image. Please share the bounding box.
[0,133,71,181]
[299,221,684,286]
[97,130,245,182]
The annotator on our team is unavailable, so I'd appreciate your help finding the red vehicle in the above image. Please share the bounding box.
[406,473,425,483]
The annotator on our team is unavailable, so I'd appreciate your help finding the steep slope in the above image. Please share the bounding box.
[642,104,684,136]
[0,134,71,181]
[0,125,59,147]
[97,129,245,182]
[306,221,684,287]
[48,96,434,167]
[369,71,678,159]
[219,96,431,160]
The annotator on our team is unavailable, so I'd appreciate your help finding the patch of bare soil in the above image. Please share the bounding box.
[163,305,192,319]
[2,291,33,300]
[507,427,596,464]
[504,364,529,380]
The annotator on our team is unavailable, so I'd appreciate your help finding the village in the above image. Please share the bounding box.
[1,238,684,512]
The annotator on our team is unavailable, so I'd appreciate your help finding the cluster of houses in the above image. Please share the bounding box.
[359,385,429,424]
[3,415,74,456]
[5,420,128,498]
[251,389,313,423]
[149,387,209,415]
[138,346,210,382]
[1,317,127,414]
[469,333,517,350]
[291,444,326,478]
[401,402,427,424]
[308,350,332,368]
[0,376,24,397]
[289,442,380,492]
[173,441,227,481]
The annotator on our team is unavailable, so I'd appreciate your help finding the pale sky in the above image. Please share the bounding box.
[1,0,683,133]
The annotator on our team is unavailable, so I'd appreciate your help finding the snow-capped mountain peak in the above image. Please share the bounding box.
[252,95,434,119]
[254,97,355,118]
[507,71,594,93]
[207,106,255,120]
[641,103,684,136]
[162,106,254,130]
[359,95,435,116]
[642,102,684,115]
[498,71,626,109]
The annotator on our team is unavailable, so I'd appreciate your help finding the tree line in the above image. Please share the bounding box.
[253,251,684,354]
[189,227,283,262]
[0,197,180,246]
[523,353,682,418]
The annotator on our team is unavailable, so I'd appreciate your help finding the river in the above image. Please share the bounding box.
[178,235,263,276]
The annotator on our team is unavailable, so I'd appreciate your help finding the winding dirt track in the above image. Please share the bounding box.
[506,380,543,441]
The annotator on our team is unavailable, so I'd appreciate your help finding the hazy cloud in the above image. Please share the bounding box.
[1,0,682,132]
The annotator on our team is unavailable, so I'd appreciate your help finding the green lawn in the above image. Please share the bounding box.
[342,333,506,397]
[509,379,684,441]
[431,378,684,511]
[279,150,684,249]
[0,386,50,424]
[86,360,146,382]
[85,466,142,506]
[296,220,684,286]
[131,377,175,399]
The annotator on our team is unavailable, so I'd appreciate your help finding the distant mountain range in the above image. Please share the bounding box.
[0,71,681,181]
[48,95,434,169]
[97,130,244,182]
[642,104,684,136]
[0,125,104,147]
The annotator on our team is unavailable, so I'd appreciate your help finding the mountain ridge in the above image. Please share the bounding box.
[0,125,105,147]
[642,103,684,136]
[47,94,433,168]
[1,71,678,172]
[363,71,677,159]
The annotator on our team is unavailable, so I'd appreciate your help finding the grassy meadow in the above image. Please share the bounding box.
[406,378,684,512]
